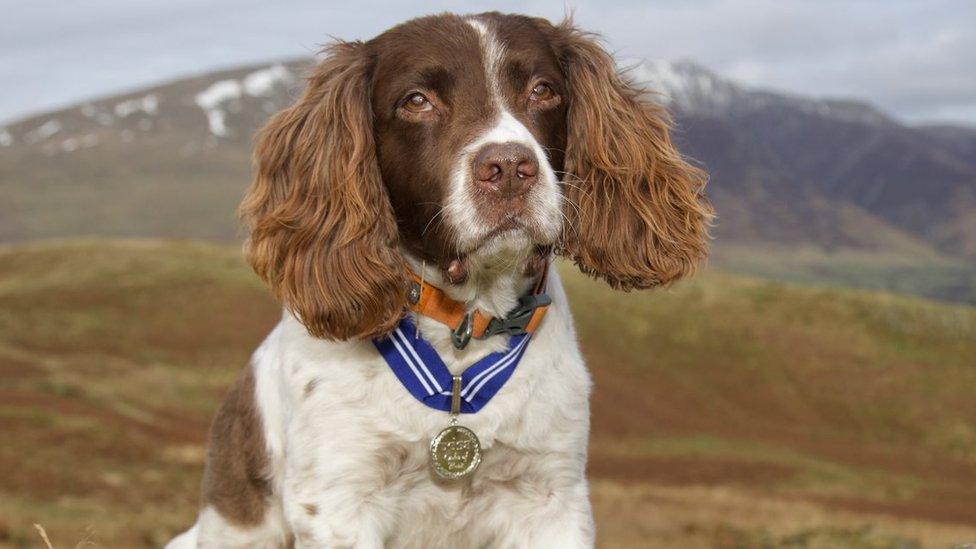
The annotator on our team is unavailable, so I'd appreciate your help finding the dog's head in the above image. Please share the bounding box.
[241,12,712,340]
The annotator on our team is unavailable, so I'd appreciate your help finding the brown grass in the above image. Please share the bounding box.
[1,239,975,547]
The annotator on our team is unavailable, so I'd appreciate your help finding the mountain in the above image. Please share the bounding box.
[1,58,974,303]
[0,61,303,242]
[632,60,976,258]
[916,123,976,169]
[2,240,974,546]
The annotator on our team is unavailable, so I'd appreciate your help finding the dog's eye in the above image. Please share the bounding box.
[529,83,555,103]
[402,93,433,113]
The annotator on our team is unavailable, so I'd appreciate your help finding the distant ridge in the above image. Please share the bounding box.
[1,57,973,303]
[630,59,976,258]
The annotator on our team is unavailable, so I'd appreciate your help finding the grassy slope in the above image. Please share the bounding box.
[711,244,976,306]
[1,240,975,547]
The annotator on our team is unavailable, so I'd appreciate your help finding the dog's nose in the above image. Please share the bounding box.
[472,142,538,197]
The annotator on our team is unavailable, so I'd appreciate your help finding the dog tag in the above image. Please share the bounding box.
[430,375,482,479]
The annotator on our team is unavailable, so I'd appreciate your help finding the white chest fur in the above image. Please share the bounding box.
[245,270,595,548]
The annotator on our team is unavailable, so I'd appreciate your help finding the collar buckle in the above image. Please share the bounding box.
[451,313,474,349]
[481,294,553,340]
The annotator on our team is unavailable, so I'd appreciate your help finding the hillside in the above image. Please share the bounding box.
[635,60,976,257]
[1,240,975,547]
[2,56,976,305]
[0,61,303,243]
[1,58,975,305]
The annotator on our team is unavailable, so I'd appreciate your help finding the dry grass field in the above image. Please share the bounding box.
[1,239,975,548]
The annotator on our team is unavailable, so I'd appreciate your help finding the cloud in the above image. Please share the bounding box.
[564,0,976,123]
[0,0,973,124]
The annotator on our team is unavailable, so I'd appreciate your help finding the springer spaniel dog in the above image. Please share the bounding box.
[169,11,710,549]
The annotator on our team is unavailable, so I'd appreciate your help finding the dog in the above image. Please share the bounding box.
[168,11,710,549]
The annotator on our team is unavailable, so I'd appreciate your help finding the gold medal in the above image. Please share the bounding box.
[430,376,482,479]
[430,423,482,479]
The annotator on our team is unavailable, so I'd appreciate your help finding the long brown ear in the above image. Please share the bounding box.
[548,21,713,290]
[240,41,407,340]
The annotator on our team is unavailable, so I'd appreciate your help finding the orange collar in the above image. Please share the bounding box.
[406,263,551,349]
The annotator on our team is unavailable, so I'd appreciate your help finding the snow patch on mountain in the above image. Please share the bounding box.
[0,128,11,146]
[243,64,293,96]
[62,134,99,153]
[25,119,62,144]
[81,103,116,126]
[204,110,229,137]
[114,94,159,118]
[194,64,294,137]
[629,59,893,127]
[196,80,243,111]
[627,59,737,115]
[195,80,243,136]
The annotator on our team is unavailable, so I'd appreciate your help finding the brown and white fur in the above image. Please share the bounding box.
[168,12,711,549]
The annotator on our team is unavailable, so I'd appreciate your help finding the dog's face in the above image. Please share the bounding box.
[370,15,567,264]
[242,13,712,340]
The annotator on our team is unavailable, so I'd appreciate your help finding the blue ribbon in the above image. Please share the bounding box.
[373,316,531,414]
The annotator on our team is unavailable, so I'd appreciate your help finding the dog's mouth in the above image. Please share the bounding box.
[440,216,552,285]
[480,217,523,243]
[465,215,546,254]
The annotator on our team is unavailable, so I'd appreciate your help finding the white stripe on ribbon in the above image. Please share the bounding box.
[461,336,528,398]
[466,338,530,400]
[462,336,530,399]
[393,328,444,393]
[390,334,434,396]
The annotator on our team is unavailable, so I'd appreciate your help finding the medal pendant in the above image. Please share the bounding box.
[429,374,482,480]
[429,422,482,479]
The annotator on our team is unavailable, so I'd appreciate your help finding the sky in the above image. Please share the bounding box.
[1,0,974,125]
